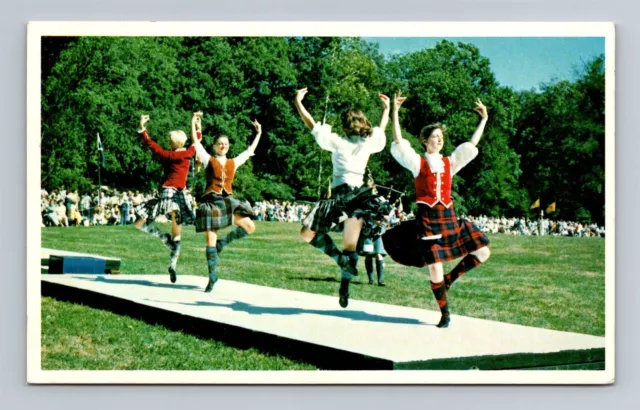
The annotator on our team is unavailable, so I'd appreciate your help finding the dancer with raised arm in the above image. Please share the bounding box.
[134,114,196,283]
[295,87,393,308]
[191,112,262,293]
[382,91,491,328]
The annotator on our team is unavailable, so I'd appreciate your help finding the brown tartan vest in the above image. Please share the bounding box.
[204,157,236,196]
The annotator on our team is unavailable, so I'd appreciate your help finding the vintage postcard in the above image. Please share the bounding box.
[27,21,615,384]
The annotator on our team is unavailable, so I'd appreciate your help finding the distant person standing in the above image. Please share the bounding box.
[120,193,130,226]
[80,193,92,223]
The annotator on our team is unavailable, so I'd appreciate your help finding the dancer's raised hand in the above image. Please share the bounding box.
[140,114,150,129]
[394,90,407,111]
[294,87,316,130]
[191,112,203,140]
[251,119,262,135]
[379,94,390,110]
[474,99,488,120]
[295,88,308,102]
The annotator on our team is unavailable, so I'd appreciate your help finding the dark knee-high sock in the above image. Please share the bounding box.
[217,226,249,254]
[170,240,181,269]
[206,246,219,282]
[338,250,358,308]
[431,280,450,318]
[365,256,374,283]
[310,233,347,268]
[445,254,481,290]
[347,250,359,277]
[341,250,358,279]
[376,258,385,283]
[141,223,171,245]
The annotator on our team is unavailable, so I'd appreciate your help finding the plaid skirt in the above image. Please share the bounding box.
[382,203,489,267]
[302,184,393,240]
[195,192,254,232]
[134,187,195,226]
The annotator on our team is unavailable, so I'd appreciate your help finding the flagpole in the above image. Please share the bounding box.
[539,208,543,236]
[97,133,102,190]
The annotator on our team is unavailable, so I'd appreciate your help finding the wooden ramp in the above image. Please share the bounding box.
[41,273,605,371]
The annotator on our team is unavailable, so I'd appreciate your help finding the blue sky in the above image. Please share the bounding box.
[364,37,605,91]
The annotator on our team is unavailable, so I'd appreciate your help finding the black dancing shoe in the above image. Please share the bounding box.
[338,279,350,308]
[168,265,177,283]
[377,281,386,287]
[436,313,451,328]
[204,277,218,293]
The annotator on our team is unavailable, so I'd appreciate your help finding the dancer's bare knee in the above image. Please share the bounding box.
[234,215,255,234]
[473,246,491,263]
[342,240,358,252]
[300,227,315,243]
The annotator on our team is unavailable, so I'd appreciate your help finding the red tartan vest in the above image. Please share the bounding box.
[415,156,453,208]
[204,157,236,196]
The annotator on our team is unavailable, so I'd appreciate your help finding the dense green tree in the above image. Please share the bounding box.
[40,37,605,223]
[514,55,605,223]
[384,40,526,216]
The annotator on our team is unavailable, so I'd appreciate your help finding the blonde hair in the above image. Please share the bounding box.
[169,130,187,148]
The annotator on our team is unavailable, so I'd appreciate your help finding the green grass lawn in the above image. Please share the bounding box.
[41,222,606,370]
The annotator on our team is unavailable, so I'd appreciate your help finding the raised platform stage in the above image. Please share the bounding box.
[41,248,121,274]
[41,273,605,371]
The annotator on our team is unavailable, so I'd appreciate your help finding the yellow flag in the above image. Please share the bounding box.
[530,198,540,209]
[546,202,556,213]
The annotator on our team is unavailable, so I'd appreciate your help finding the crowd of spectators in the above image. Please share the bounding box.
[461,214,605,238]
[40,186,196,227]
[41,189,605,238]
[253,200,310,223]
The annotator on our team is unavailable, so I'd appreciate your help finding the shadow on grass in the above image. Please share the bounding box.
[74,275,201,291]
[149,298,429,326]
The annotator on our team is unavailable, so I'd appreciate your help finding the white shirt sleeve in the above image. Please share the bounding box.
[364,126,386,154]
[233,149,255,169]
[450,142,479,175]
[311,123,340,152]
[193,141,211,165]
[390,139,421,178]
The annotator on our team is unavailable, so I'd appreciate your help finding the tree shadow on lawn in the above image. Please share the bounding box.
[148,298,431,326]
[74,275,201,291]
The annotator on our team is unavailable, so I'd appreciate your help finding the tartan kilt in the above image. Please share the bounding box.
[382,203,489,267]
[195,193,254,232]
[302,184,393,240]
[134,187,195,225]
